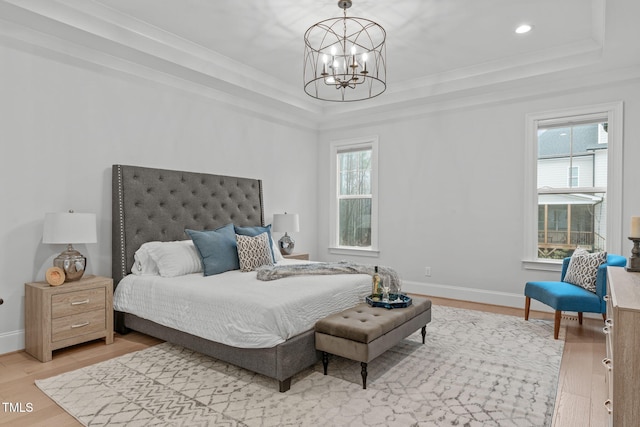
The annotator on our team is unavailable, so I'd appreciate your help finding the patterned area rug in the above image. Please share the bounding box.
[36,305,564,426]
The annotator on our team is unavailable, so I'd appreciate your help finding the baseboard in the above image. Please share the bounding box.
[0,329,24,355]
[403,280,526,308]
[402,280,602,319]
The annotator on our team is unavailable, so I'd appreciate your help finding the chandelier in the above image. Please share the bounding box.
[303,0,386,102]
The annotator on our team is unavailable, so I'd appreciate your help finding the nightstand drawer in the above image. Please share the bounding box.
[51,287,105,318]
[52,309,106,342]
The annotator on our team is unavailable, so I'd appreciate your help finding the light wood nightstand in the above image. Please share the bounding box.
[283,253,310,260]
[25,275,114,362]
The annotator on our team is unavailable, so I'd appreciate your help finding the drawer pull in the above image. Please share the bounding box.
[603,326,611,335]
[604,399,612,414]
[605,318,613,327]
[602,358,612,371]
[604,295,609,302]
[71,299,90,306]
[71,322,90,329]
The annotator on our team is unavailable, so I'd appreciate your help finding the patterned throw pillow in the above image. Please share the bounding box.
[563,248,607,293]
[236,232,274,272]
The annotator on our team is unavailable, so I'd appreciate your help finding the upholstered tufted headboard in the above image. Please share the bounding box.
[112,165,264,286]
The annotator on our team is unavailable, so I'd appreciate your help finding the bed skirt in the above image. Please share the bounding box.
[118,312,319,392]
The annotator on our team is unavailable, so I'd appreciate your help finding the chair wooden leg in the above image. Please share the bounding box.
[554,310,561,340]
[524,297,531,321]
[578,312,583,325]
[602,313,607,322]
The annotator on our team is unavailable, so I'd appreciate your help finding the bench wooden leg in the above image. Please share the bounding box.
[554,310,561,340]
[578,312,583,325]
[361,362,368,389]
[524,296,531,321]
[421,326,426,344]
[322,352,329,375]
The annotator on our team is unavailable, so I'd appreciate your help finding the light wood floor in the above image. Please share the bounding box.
[0,298,608,426]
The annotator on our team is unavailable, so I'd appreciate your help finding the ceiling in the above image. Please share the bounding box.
[1,0,639,126]
[101,0,596,84]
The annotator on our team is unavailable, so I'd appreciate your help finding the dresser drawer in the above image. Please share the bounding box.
[51,309,106,342]
[51,287,106,318]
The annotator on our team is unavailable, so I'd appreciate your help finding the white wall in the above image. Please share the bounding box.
[3,28,640,357]
[0,44,318,354]
[317,81,640,308]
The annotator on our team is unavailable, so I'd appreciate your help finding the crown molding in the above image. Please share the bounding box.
[317,64,640,131]
[0,0,322,130]
[1,0,632,131]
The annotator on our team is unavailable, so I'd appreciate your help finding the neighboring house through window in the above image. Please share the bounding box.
[524,102,623,269]
[329,136,379,256]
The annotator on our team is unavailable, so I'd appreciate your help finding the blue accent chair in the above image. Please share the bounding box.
[524,254,627,339]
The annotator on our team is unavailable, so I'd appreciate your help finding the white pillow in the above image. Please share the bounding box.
[132,242,161,276]
[271,235,284,262]
[132,240,203,277]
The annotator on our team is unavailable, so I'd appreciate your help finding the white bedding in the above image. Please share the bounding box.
[113,259,371,348]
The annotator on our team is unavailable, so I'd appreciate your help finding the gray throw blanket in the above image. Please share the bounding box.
[256,261,401,293]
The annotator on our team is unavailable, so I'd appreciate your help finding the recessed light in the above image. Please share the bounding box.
[515,24,533,34]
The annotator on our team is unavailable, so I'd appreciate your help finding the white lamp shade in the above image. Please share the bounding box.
[42,212,97,244]
[272,213,300,233]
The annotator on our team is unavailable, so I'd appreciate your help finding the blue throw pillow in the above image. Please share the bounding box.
[234,224,276,262]
[186,224,239,276]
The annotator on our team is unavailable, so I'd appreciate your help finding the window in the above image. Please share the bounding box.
[537,122,607,259]
[524,103,623,269]
[329,136,379,255]
[567,166,579,187]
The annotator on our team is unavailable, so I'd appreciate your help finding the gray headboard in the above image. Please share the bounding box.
[112,165,264,286]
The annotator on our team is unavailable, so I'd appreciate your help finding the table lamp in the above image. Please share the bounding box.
[42,210,97,282]
[273,213,300,255]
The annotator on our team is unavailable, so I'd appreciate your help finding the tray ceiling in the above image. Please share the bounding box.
[1,0,639,126]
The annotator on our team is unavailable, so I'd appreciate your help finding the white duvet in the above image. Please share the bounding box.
[113,260,371,348]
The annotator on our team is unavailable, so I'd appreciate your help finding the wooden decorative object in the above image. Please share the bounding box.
[627,237,640,272]
[45,267,65,286]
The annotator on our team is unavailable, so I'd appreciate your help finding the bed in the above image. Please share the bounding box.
[111,164,370,392]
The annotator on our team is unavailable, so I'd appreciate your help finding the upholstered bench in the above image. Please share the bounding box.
[315,296,432,389]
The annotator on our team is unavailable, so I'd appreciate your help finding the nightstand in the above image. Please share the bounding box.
[25,275,114,362]
[283,253,310,260]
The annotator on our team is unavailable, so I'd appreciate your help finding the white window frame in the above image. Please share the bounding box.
[523,102,623,271]
[329,136,379,257]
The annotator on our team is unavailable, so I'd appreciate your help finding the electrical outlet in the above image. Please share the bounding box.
[424,267,431,277]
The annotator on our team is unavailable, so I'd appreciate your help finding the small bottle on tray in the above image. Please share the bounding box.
[371,266,382,301]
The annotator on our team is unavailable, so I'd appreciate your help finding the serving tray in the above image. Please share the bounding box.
[366,294,412,309]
